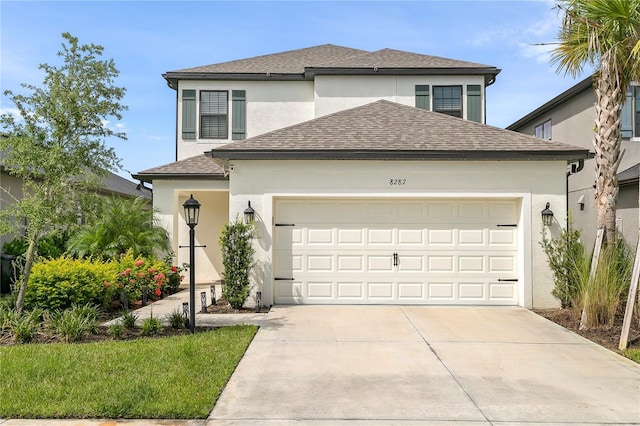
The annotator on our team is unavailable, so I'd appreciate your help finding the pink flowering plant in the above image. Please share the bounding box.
[107,251,185,306]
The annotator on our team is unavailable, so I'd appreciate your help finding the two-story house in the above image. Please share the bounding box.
[507,77,639,249]
[135,45,588,309]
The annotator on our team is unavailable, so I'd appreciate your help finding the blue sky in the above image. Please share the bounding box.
[1,1,591,180]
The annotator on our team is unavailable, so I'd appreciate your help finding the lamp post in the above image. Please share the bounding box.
[183,194,201,333]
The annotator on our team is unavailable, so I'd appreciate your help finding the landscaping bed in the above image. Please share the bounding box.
[535,308,640,355]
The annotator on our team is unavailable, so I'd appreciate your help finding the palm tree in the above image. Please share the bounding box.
[67,196,170,260]
[551,0,640,244]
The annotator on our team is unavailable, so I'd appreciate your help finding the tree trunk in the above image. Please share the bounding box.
[593,60,624,244]
[15,235,38,313]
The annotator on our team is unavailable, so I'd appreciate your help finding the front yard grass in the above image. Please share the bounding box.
[0,325,257,419]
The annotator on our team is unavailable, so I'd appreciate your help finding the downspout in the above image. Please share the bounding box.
[174,88,179,162]
[566,159,585,230]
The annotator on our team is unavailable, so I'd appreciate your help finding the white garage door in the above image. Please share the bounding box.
[273,198,520,305]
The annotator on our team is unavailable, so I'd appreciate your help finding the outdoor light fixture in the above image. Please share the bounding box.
[244,201,255,224]
[210,284,216,304]
[183,194,201,227]
[200,291,207,313]
[541,202,554,226]
[182,194,201,333]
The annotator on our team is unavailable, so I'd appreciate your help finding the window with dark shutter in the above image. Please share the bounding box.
[433,86,462,118]
[182,89,196,140]
[467,85,482,123]
[232,90,246,140]
[200,91,228,139]
[415,85,430,110]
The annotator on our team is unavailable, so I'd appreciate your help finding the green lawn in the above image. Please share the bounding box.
[0,325,257,419]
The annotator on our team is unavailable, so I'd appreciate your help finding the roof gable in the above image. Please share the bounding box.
[210,100,589,161]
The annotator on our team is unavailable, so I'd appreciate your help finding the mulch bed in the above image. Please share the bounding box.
[206,297,270,314]
[534,307,640,353]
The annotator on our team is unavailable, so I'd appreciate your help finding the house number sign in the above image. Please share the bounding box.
[389,178,407,186]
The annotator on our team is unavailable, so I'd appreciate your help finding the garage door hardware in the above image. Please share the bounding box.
[274,277,295,281]
[497,278,518,282]
[393,252,399,267]
[275,223,296,227]
[496,224,517,227]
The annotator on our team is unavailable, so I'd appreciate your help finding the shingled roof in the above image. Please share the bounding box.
[133,154,225,182]
[163,44,500,87]
[209,100,589,161]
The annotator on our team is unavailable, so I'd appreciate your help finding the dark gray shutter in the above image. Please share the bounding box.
[232,90,246,140]
[182,89,196,140]
[621,86,632,139]
[415,85,430,110]
[467,85,482,123]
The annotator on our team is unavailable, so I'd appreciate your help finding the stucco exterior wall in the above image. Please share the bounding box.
[176,80,315,160]
[314,75,486,122]
[152,179,229,284]
[225,159,568,309]
[510,88,639,248]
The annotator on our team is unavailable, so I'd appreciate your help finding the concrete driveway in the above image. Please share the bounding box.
[210,306,640,425]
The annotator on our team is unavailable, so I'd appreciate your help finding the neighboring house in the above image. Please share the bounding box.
[135,45,589,309]
[0,152,152,249]
[507,77,639,249]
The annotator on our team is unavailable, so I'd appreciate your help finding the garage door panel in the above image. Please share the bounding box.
[398,282,424,299]
[338,282,365,299]
[489,229,516,245]
[274,198,519,305]
[307,255,333,272]
[368,282,394,299]
[428,229,454,245]
[337,255,364,271]
[337,228,364,244]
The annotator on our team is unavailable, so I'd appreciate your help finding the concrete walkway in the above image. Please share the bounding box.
[103,283,267,327]
[210,305,640,425]
[3,305,639,425]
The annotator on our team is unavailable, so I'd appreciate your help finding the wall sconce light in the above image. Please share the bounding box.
[244,201,255,224]
[577,195,585,211]
[541,202,554,226]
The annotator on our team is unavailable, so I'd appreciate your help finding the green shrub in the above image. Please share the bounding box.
[165,308,188,329]
[46,305,99,343]
[24,257,118,311]
[2,232,69,259]
[6,309,42,343]
[220,219,255,309]
[541,225,587,308]
[108,321,124,339]
[140,313,162,336]
[121,311,138,329]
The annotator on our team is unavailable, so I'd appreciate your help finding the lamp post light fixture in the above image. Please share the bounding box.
[244,201,255,225]
[183,194,201,333]
[541,202,554,227]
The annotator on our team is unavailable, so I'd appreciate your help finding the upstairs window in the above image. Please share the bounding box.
[433,86,462,118]
[534,119,552,140]
[200,91,229,139]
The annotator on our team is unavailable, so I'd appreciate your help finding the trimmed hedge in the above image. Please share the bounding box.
[25,257,118,311]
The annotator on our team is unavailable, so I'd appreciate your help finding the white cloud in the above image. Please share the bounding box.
[519,42,556,64]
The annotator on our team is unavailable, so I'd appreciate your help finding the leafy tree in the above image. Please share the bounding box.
[66,196,170,260]
[551,0,640,244]
[0,33,127,311]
